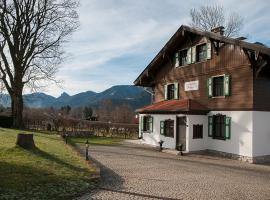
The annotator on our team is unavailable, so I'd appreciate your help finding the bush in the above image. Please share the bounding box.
[0,116,13,128]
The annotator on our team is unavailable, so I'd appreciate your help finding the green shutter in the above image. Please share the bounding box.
[187,48,192,64]
[164,84,168,100]
[206,42,212,59]
[174,82,179,99]
[208,116,213,137]
[225,117,231,139]
[207,78,213,98]
[150,116,153,132]
[224,75,231,96]
[160,121,164,135]
[174,52,180,67]
[191,46,196,63]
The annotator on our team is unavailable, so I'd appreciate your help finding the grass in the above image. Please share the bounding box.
[0,128,97,200]
[68,136,123,146]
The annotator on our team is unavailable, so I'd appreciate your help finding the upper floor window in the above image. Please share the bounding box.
[196,43,207,62]
[179,49,188,66]
[207,75,231,98]
[167,84,175,100]
[208,114,231,140]
[174,42,212,67]
[160,119,174,138]
[164,83,179,100]
[213,76,224,97]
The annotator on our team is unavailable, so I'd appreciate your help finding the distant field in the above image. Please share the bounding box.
[0,128,96,200]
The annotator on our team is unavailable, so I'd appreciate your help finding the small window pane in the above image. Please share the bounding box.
[179,50,188,66]
[193,124,203,139]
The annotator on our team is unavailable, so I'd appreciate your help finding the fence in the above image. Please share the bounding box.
[26,118,139,139]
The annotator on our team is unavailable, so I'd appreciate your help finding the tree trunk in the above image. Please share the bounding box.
[11,91,24,128]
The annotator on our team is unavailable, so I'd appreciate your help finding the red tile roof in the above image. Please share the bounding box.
[136,99,209,115]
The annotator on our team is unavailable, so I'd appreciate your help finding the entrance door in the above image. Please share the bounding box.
[176,116,187,151]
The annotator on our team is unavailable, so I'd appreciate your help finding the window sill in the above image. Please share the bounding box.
[211,137,226,140]
[211,96,226,99]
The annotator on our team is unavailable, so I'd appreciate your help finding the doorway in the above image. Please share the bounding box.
[176,116,187,151]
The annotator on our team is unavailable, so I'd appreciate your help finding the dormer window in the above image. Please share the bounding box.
[164,83,179,100]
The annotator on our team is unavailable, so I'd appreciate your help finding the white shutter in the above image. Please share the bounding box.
[174,82,179,99]
[207,42,212,59]
[187,48,192,64]
[191,46,196,63]
[164,84,168,100]
[224,75,231,96]
[175,52,180,67]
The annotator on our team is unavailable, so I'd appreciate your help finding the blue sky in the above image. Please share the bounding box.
[45,0,270,97]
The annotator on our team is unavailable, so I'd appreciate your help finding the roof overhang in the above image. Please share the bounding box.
[136,99,209,115]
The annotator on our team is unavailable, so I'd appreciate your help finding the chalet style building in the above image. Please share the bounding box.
[134,25,270,163]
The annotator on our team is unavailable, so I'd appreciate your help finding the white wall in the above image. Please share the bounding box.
[208,111,253,157]
[139,111,258,158]
[253,111,270,156]
[139,114,178,149]
[186,115,208,152]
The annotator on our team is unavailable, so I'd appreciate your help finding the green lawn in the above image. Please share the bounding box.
[0,128,97,200]
[68,136,123,146]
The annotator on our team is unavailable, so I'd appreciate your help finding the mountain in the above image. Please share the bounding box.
[0,85,151,110]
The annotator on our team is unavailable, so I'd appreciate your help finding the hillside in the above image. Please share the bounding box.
[0,85,151,110]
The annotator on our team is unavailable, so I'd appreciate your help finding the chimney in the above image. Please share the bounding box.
[211,26,225,36]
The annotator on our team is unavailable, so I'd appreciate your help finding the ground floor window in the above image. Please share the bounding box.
[141,116,153,132]
[160,119,174,138]
[208,114,231,140]
[193,124,203,139]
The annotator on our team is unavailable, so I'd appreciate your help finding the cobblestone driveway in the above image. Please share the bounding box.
[76,142,270,200]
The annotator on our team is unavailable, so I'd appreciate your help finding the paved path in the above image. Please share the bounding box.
[76,142,270,200]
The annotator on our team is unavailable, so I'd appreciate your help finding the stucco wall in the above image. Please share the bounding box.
[253,111,270,157]
[140,111,257,158]
[186,115,208,152]
[140,114,179,149]
[208,111,253,157]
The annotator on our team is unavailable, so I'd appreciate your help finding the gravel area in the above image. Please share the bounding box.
[76,142,270,200]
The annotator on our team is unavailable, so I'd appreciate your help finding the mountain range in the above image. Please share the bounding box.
[0,85,151,110]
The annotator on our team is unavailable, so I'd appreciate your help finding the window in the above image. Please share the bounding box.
[196,43,207,62]
[213,76,224,97]
[160,119,174,137]
[167,84,175,100]
[179,49,188,66]
[207,75,231,98]
[208,115,231,140]
[141,116,153,132]
[165,83,179,100]
[193,124,203,139]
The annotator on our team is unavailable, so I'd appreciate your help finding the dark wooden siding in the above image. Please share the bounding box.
[153,41,254,110]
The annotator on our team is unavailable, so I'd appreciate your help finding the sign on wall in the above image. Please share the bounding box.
[184,80,199,91]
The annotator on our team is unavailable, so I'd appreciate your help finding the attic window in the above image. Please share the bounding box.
[179,49,188,66]
[196,43,207,62]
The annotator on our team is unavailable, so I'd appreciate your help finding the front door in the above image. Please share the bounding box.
[176,116,186,151]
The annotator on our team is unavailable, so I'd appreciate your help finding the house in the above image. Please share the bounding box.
[134,25,270,163]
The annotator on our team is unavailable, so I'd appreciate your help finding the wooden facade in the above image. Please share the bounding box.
[135,26,270,111]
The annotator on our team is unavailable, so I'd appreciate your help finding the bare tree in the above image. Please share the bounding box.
[0,0,79,128]
[190,5,243,37]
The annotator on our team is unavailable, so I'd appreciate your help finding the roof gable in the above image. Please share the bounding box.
[134,25,270,86]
